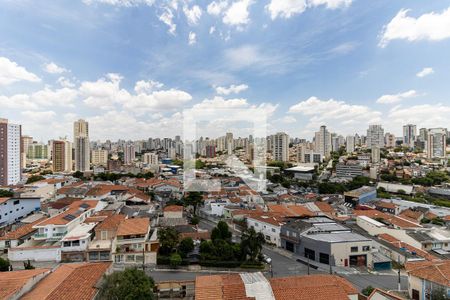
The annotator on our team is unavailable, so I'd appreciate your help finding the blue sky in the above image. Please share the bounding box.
[1,0,450,141]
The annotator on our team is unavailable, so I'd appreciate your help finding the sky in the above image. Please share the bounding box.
[1,0,450,142]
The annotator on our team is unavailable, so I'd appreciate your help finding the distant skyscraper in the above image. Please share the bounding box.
[91,149,108,166]
[403,124,417,148]
[366,125,384,149]
[73,119,90,172]
[271,132,289,162]
[314,125,332,158]
[346,136,355,153]
[0,118,22,185]
[384,133,396,148]
[225,132,234,155]
[371,146,381,164]
[21,135,33,165]
[427,128,447,159]
[124,144,135,165]
[52,140,72,173]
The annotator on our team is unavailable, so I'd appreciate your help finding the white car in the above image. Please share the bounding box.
[262,254,272,264]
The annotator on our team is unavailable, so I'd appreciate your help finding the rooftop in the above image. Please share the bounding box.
[164,205,184,212]
[116,217,149,236]
[35,200,98,227]
[0,268,50,300]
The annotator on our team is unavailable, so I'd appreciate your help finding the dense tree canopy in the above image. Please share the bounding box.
[98,268,155,300]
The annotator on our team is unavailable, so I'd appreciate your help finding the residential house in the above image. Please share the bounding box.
[112,217,159,265]
[406,260,450,300]
[246,212,285,246]
[88,214,126,262]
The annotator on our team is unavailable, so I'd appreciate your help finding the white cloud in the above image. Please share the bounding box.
[279,116,297,123]
[123,89,193,113]
[82,0,154,6]
[57,76,76,88]
[0,57,41,85]
[80,73,126,109]
[207,0,228,15]
[215,83,248,95]
[416,67,434,78]
[0,87,78,109]
[224,45,284,71]
[21,110,56,122]
[209,26,216,34]
[183,5,202,25]
[193,96,250,109]
[329,42,358,55]
[266,0,351,20]
[44,62,68,74]
[159,8,177,35]
[379,8,450,47]
[134,80,164,94]
[376,90,418,104]
[387,104,450,129]
[288,96,381,133]
[223,0,253,26]
[188,31,197,45]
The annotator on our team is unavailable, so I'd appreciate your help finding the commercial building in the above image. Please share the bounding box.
[284,165,315,181]
[73,119,90,172]
[336,163,363,179]
[366,125,384,149]
[344,186,377,206]
[0,118,22,186]
[314,125,332,159]
[280,216,373,267]
[0,197,40,228]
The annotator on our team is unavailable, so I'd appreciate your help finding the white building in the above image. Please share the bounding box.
[366,125,384,149]
[143,152,158,166]
[0,197,40,228]
[371,146,381,164]
[124,144,135,165]
[271,132,289,162]
[0,118,21,186]
[314,125,332,159]
[384,133,396,148]
[74,119,90,172]
[247,213,285,246]
[346,135,355,153]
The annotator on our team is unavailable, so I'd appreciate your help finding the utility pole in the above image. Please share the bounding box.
[397,256,401,291]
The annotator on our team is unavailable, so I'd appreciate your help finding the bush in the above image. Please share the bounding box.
[170,253,182,268]
[199,260,242,268]
[178,238,195,257]
[0,257,11,272]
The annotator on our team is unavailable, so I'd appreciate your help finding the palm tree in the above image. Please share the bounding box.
[240,227,265,262]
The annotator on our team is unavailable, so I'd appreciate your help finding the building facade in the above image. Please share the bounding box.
[73,119,90,172]
[0,118,22,186]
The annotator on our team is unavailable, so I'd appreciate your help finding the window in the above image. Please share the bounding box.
[63,241,71,247]
[304,248,315,261]
[319,253,330,265]
[272,228,276,233]
[351,246,358,252]
[254,223,258,227]
[72,240,80,246]
[13,200,19,205]
[362,246,370,251]
[265,235,271,241]
[101,231,108,240]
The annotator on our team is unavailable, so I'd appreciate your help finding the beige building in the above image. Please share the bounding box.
[52,140,72,173]
[74,119,90,172]
[91,149,108,166]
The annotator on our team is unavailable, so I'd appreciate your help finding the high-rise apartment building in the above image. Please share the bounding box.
[91,149,108,166]
[427,128,447,159]
[366,125,384,149]
[418,128,428,142]
[225,132,234,155]
[124,144,135,165]
[28,143,49,160]
[271,132,289,162]
[371,146,381,164]
[384,133,396,148]
[346,136,355,153]
[143,153,158,166]
[21,135,33,165]
[52,140,72,173]
[403,124,417,148]
[0,118,22,186]
[74,119,90,172]
[314,125,332,158]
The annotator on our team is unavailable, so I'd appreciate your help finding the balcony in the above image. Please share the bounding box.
[33,233,47,239]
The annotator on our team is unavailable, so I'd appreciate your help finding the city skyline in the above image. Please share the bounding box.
[1,0,450,141]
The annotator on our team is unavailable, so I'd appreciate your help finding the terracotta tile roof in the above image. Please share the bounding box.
[368,288,406,300]
[47,197,79,210]
[399,209,422,221]
[247,212,286,227]
[0,217,47,241]
[22,262,111,300]
[116,217,149,236]
[375,201,397,210]
[195,274,358,300]
[96,214,126,231]
[268,205,314,217]
[406,260,450,287]
[378,233,438,261]
[270,275,358,300]
[0,268,50,300]
[164,205,184,212]
[35,200,98,226]
[86,184,128,197]
[355,209,421,229]
[0,197,10,205]
[314,201,334,213]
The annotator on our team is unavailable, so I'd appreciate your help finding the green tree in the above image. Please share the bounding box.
[72,171,84,179]
[190,215,199,225]
[158,227,179,255]
[0,190,13,197]
[23,260,35,270]
[211,221,232,242]
[98,268,155,300]
[184,192,203,214]
[0,257,11,272]
[361,285,374,296]
[26,175,45,184]
[170,253,182,268]
[178,237,195,257]
[240,227,265,262]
